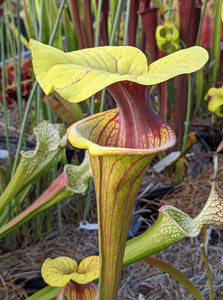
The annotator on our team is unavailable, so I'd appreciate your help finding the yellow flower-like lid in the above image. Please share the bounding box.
[41,256,99,287]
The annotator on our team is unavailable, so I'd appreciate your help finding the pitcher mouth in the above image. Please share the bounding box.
[67,108,176,156]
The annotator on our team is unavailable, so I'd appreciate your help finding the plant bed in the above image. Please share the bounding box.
[1,154,223,299]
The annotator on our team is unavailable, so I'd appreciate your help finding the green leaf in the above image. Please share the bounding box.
[20,121,67,183]
[62,7,78,51]
[30,39,208,103]
[211,0,222,83]
[0,184,32,227]
[205,87,223,117]
[174,157,186,182]
[0,152,92,238]
[0,121,67,217]
[23,0,37,40]
[194,69,204,114]
[26,286,60,300]
[142,257,204,300]
[42,95,79,124]
[55,94,84,122]
[123,182,223,266]
[208,95,223,117]
[65,151,92,193]
[0,173,70,238]
[35,0,50,44]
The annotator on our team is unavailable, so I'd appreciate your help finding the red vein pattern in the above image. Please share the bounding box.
[57,281,98,300]
[91,153,154,299]
[67,86,176,298]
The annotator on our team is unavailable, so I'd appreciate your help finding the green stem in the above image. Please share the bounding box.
[38,0,44,42]
[47,207,52,232]
[11,81,38,176]
[211,0,221,84]
[196,0,208,46]
[16,0,23,123]
[1,15,11,166]
[11,0,66,175]
[95,0,103,47]
[6,0,18,48]
[36,180,42,237]
[83,178,93,223]
[0,185,72,239]
[99,88,106,112]
[167,0,173,19]
[49,0,53,33]
[2,6,12,226]
[3,3,23,139]
[57,202,62,235]
[123,0,131,46]
[94,0,104,114]
[35,0,44,124]
[4,3,16,68]
[0,165,29,216]
[90,95,95,115]
[142,257,204,300]
[36,85,41,124]
[200,243,213,299]
[201,226,214,300]
[29,0,38,37]
[48,0,66,46]
[109,0,123,46]
[46,96,54,123]
[95,0,107,113]
[182,74,191,153]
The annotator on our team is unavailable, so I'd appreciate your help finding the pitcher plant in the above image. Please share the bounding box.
[30,39,208,300]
